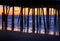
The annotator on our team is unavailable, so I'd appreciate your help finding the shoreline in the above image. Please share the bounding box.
[0,30,60,41]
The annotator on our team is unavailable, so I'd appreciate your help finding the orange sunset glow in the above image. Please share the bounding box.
[0,5,58,16]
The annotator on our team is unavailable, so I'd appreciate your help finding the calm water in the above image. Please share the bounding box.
[0,15,59,35]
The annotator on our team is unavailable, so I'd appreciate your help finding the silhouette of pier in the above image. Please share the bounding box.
[0,0,60,36]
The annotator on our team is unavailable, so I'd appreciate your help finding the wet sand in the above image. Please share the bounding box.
[0,30,60,41]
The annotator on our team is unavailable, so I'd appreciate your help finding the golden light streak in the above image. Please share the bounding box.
[23,8,25,15]
[23,8,29,16]
[29,8,32,15]
[4,6,6,14]
[52,8,54,15]
[0,5,59,16]
[53,9,56,15]
[0,6,3,15]
[24,8,28,16]
[49,8,52,15]
[38,8,40,15]
[49,8,56,15]
[14,7,20,15]
[35,8,37,15]
[9,7,13,15]
[40,8,44,15]
[43,8,47,15]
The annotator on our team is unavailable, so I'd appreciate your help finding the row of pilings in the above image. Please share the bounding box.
[2,5,60,35]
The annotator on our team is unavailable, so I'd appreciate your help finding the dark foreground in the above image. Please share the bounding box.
[0,30,60,41]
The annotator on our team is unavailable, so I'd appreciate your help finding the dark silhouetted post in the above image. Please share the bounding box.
[2,5,5,30]
[24,8,26,27]
[32,8,35,33]
[36,8,39,33]
[58,9,60,35]
[38,8,40,33]
[27,8,30,32]
[12,6,14,31]
[20,7,23,32]
[24,8,26,32]
[5,6,10,30]
[46,8,49,34]
[39,8,41,33]
[42,8,46,34]
[54,9,57,35]
[5,6,8,30]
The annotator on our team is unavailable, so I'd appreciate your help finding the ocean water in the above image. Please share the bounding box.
[0,15,59,35]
